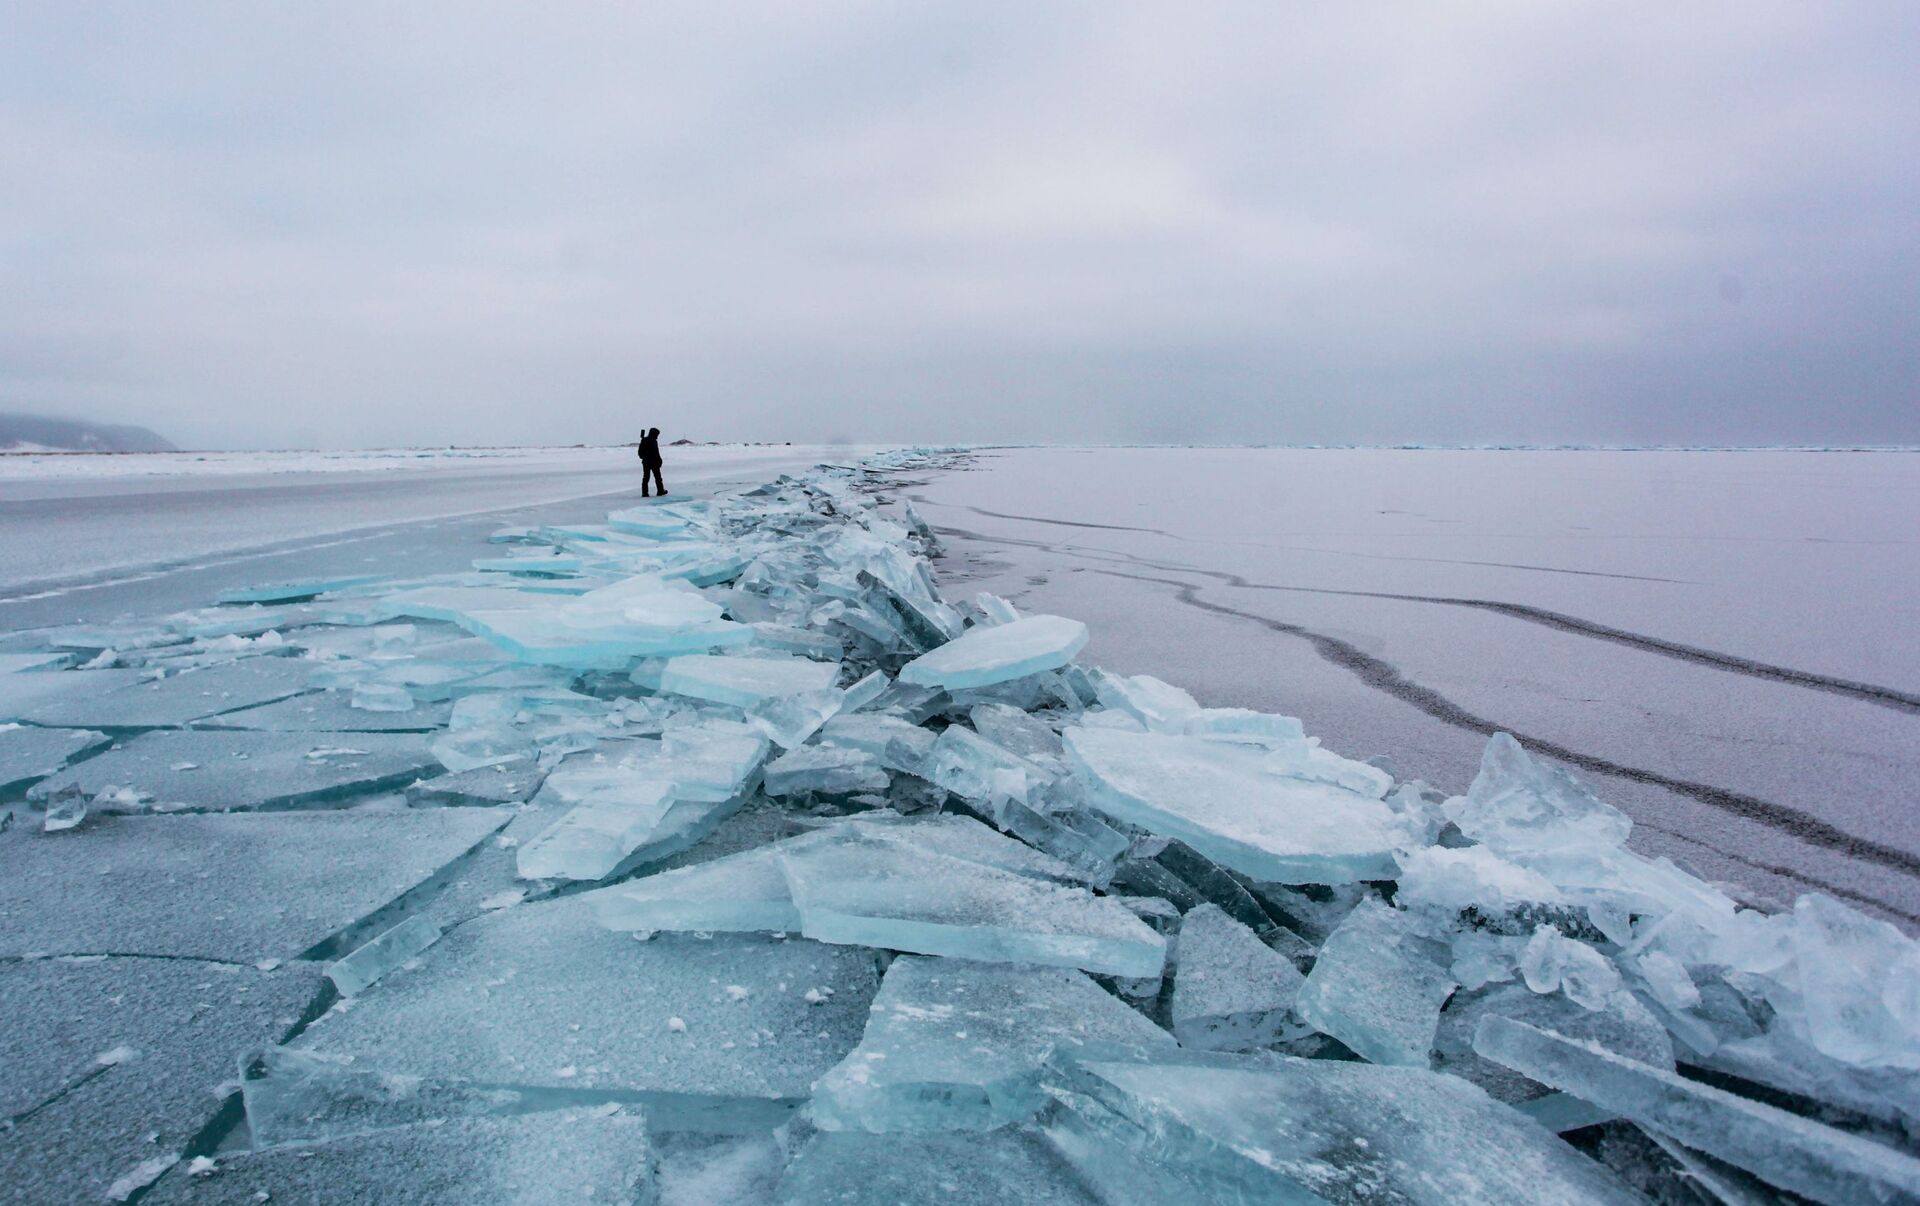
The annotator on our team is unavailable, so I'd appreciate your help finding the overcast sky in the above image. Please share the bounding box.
[2,3,1915,449]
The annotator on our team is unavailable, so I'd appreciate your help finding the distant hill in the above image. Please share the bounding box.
[0,412,176,453]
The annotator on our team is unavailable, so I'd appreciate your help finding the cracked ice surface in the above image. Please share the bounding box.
[3,446,1918,1204]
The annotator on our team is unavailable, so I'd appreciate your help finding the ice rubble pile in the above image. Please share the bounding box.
[4,450,1919,1204]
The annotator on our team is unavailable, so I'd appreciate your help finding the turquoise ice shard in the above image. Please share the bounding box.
[1064,726,1408,884]
[656,653,840,708]
[326,914,443,996]
[969,702,1063,760]
[587,845,801,934]
[745,667,881,750]
[1395,844,1566,914]
[1444,732,1632,856]
[1043,1048,1644,1205]
[776,823,1166,977]
[1435,982,1673,1109]
[817,713,937,774]
[811,956,1175,1133]
[1519,923,1625,1010]
[1170,903,1308,1052]
[1782,892,1920,1070]
[515,778,677,881]
[238,1047,533,1150]
[763,744,889,797]
[655,721,770,800]
[1088,670,1200,732]
[897,614,1089,690]
[1295,899,1457,1066]
[745,688,845,749]
[924,724,1046,803]
[1474,1014,1920,1206]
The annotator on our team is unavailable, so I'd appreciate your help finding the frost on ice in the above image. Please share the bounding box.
[2,447,1918,1203]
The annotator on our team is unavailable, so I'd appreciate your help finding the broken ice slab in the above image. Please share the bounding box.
[515,778,678,881]
[11,657,318,729]
[1064,726,1410,884]
[763,743,890,797]
[1474,1015,1920,1206]
[41,788,87,830]
[464,606,751,671]
[214,574,387,604]
[431,723,537,772]
[658,721,771,800]
[327,914,443,996]
[0,725,109,795]
[1295,899,1457,1067]
[594,814,1081,940]
[239,1047,538,1149]
[407,764,546,807]
[776,823,1166,977]
[1395,843,1567,915]
[197,691,452,732]
[969,701,1063,760]
[1170,903,1308,1052]
[832,812,1085,882]
[749,622,844,660]
[1434,982,1673,1109]
[897,614,1089,690]
[343,583,547,626]
[1178,705,1307,744]
[924,723,1048,804]
[26,730,441,813]
[607,506,696,538]
[350,680,416,712]
[1089,669,1202,732]
[142,1110,652,1206]
[857,569,962,652]
[588,844,802,934]
[1445,732,1633,857]
[812,955,1175,1133]
[0,808,506,962]
[470,552,585,575]
[989,795,1128,887]
[746,687,846,750]
[818,712,937,774]
[655,652,841,708]
[0,650,75,674]
[1043,1048,1644,1205]
[777,1129,1097,1206]
[296,896,879,1131]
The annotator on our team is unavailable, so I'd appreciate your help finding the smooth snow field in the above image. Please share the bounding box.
[909,448,1920,925]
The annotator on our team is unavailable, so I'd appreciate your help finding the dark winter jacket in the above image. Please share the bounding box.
[638,434,661,466]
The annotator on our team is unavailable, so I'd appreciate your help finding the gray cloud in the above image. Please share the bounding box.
[2,2,1915,448]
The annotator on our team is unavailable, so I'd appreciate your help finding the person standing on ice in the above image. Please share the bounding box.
[638,427,667,497]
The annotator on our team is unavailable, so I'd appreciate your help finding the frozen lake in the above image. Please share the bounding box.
[909,447,1920,925]
[4,443,1914,925]
[0,445,850,627]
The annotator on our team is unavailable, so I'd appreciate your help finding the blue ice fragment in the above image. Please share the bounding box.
[897,615,1089,690]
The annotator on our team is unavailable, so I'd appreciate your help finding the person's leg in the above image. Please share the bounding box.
[640,465,652,497]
